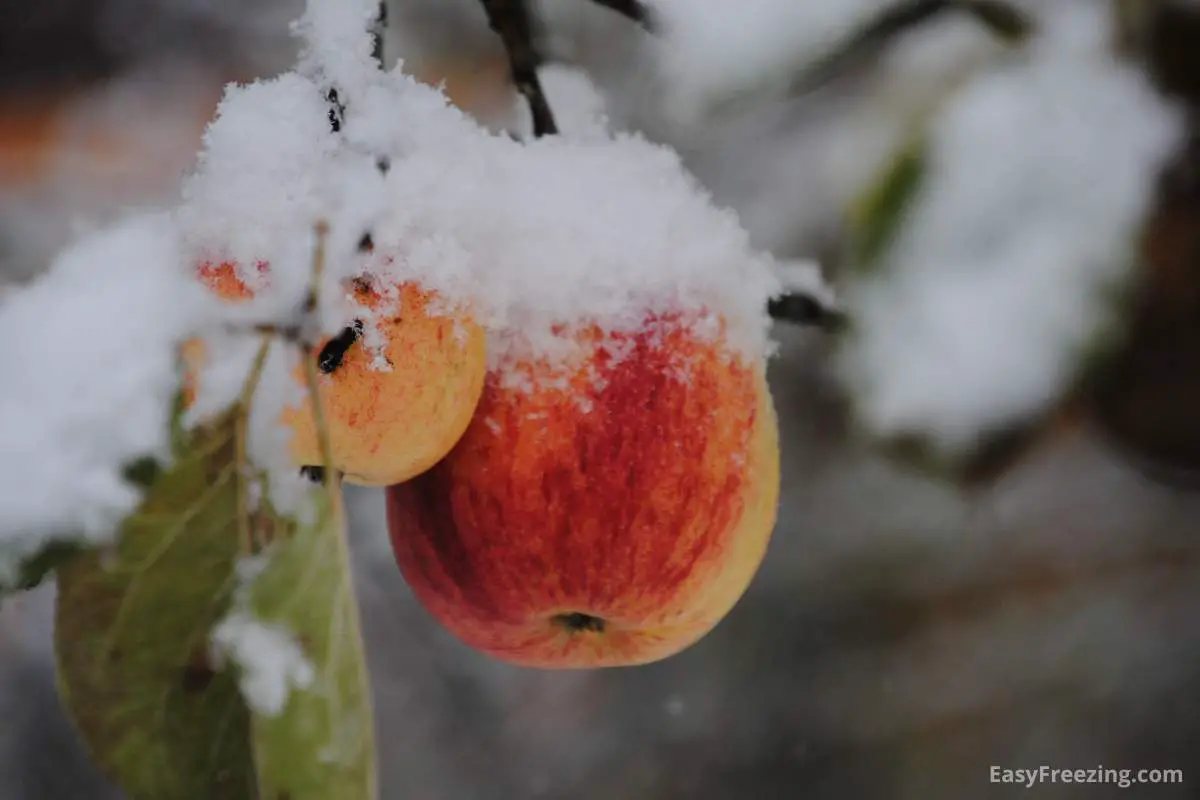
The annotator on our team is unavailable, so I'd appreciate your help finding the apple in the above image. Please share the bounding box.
[185,261,487,486]
[385,310,779,668]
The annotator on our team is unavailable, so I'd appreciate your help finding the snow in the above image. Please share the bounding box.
[0,0,783,578]
[518,65,612,139]
[178,57,783,385]
[835,4,1185,458]
[178,73,342,289]
[211,609,316,717]
[364,117,781,374]
[209,553,317,717]
[776,259,837,310]
[645,0,892,124]
[0,214,208,582]
[293,0,382,100]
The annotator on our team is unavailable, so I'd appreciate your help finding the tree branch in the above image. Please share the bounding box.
[586,0,657,32]
[478,0,558,137]
[768,293,847,332]
[371,0,388,68]
[791,0,1031,96]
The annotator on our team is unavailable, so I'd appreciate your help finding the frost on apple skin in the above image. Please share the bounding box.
[0,213,208,583]
[835,3,1186,461]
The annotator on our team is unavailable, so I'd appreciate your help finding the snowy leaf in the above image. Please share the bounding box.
[835,6,1184,465]
[1,443,176,597]
[1,540,84,595]
[963,0,1033,42]
[54,407,256,800]
[848,138,928,274]
[0,213,208,580]
[230,484,377,800]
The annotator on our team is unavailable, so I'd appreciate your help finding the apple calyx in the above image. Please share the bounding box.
[552,612,607,634]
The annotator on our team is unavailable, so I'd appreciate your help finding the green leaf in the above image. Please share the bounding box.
[961,0,1034,43]
[848,140,928,274]
[3,540,85,593]
[238,483,378,800]
[53,409,257,800]
[122,455,165,490]
[54,401,378,800]
[0,452,167,598]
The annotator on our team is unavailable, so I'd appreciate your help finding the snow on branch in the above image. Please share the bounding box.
[835,2,1186,459]
[478,0,841,325]
[1,0,840,573]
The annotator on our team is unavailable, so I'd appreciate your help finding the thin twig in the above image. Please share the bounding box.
[478,0,558,136]
[234,336,274,556]
[586,0,657,32]
[790,0,1031,96]
[371,0,388,68]
[768,294,848,332]
[298,221,339,493]
[326,87,347,133]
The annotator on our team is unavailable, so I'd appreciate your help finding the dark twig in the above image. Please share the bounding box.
[791,0,1031,96]
[586,0,657,32]
[478,0,559,136]
[768,293,848,332]
[323,2,388,135]
[326,87,347,133]
[371,0,388,67]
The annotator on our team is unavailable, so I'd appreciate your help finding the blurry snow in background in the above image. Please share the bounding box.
[3,0,1200,798]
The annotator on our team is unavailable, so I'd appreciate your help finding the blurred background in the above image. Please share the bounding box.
[3,0,1200,797]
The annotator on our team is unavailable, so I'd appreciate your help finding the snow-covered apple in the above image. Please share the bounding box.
[185,260,487,485]
[385,309,779,668]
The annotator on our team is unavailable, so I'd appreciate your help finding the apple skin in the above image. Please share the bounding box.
[385,311,780,668]
[188,261,487,486]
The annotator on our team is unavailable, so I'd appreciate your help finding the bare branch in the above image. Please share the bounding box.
[791,0,1031,96]
[371,0,388,68]
[478,0,559,137]
[586,0,657,32]
[768,293,847,332]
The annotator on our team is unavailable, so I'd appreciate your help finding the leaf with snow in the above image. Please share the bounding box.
[1,540,84,595]
[0,213,207,589]
[219,482,377,800]
[847,137,928,275]
[1,442,171,597]
[54,406,257,800]
[834,6,1185,469]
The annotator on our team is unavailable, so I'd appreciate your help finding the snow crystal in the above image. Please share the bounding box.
[211,610,316,717]
[836,5,1185,457]
[0,213,208,580]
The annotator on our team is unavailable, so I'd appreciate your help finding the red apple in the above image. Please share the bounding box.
[386,310,779,668]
